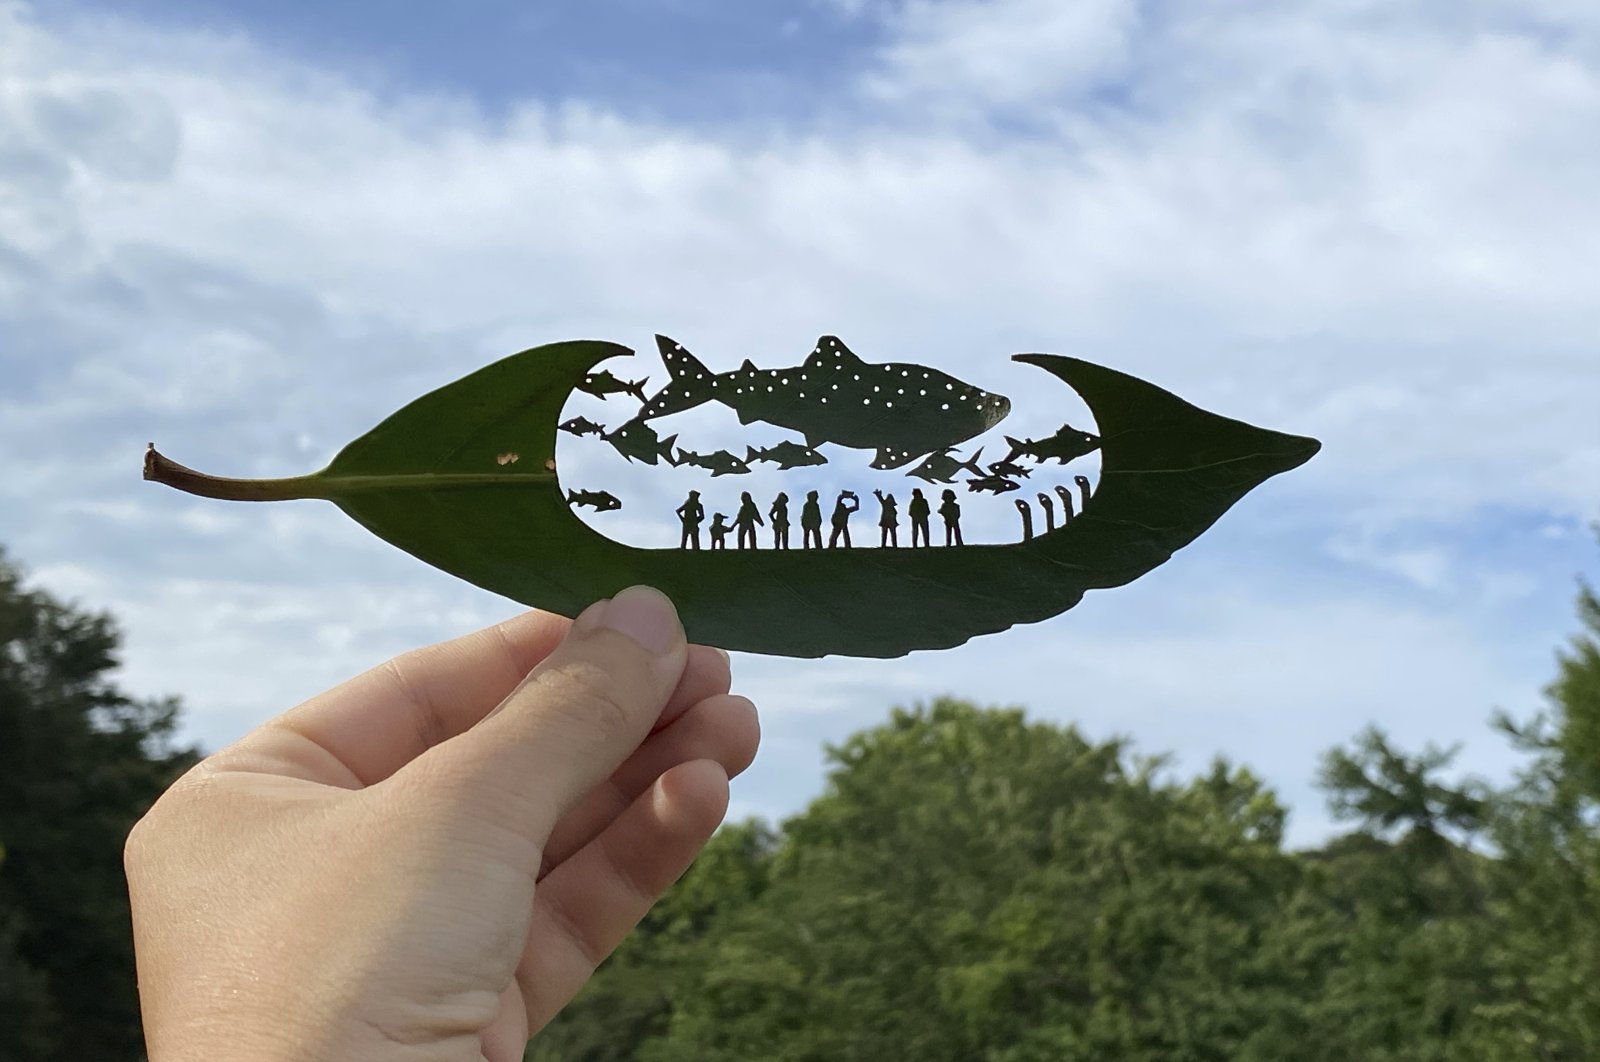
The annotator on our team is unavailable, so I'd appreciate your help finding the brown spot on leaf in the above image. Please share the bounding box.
[544,458,556,471]
[496,452,519,466]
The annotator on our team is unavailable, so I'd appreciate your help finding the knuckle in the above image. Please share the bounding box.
[536,655,646,746]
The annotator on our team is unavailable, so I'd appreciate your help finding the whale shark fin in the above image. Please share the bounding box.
[818,335,863,365]
[740,358,757,373]
[644,335,717,419]
[872,446,916,470]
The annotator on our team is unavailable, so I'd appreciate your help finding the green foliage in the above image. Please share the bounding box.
[0,548,199,1062]
[146,341,1319,657]
[528,547,1600,1060]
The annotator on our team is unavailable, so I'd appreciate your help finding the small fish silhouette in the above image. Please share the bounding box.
[1004,423,1100,465]
[567,489,622,512]
[966,473,1021,495]
[746,441,828,470]
[604,417,678,466]
[558,416,607,438]
[579,370,648,402]
[987,458,1032,479]
[675,447,752,477]
[906,447,984,484]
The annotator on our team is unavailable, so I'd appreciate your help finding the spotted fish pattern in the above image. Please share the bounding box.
[638,335,1010,470]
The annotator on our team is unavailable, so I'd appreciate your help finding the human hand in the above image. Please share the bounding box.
[124,586,759,1062]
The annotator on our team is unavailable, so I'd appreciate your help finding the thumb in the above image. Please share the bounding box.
[407,585,689,852]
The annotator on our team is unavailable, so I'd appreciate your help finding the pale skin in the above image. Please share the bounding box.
[123,586,760,1062]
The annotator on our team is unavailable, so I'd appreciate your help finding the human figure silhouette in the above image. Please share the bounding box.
[908,488,931,548]
[874,489,899,547]
[770,492,791,549]
[675,490,705,549]
[829,490,860,549]
[800,490,823,550]
[708,513,731,550]
[1037,492,1056,533]
[734,491,764,550]
[1015,498,1033,541]
[939,488,963,546]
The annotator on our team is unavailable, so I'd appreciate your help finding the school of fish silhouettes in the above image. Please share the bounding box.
[556,335,1103,546]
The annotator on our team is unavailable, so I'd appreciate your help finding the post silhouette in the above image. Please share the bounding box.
[1054,484,1075,522]
[908,488,931,547]
[939,488,964,546]
[874,489,899,547]
[1037,491,1055,533]
[675,490,705,549]
[800,490,823,550]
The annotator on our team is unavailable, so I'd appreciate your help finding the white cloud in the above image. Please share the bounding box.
[863,0,1140,113]
[2,0,1598,843]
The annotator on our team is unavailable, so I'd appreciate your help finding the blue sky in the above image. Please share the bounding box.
[44,0,876,122]
[3,0,1598,845]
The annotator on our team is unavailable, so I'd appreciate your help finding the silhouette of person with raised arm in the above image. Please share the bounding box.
[801,490,823,550]
[873,489,899,547]
[1037,491,1056,533]
[770,491,790,549]
[939,488,963,546]
[708,512,731,550]
[1015,498,1033,540]
[676,490,705,549]
[734,491,763,550]
[829,490,860,549]
[908,487,931,547]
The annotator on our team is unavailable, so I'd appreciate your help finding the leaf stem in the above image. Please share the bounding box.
[143,445,331,501]
[143,445,554,501]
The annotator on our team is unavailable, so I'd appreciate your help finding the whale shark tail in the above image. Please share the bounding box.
[640,335,718,420]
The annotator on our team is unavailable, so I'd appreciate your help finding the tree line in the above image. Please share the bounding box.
[1,542,1596,1061]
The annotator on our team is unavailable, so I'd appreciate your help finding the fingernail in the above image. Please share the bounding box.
[714,647,731,667]
[600,586,680,655]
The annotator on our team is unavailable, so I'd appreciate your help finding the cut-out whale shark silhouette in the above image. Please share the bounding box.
[638,335,1011,470]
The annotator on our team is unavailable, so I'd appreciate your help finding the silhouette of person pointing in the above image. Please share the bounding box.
[874,489,899,547]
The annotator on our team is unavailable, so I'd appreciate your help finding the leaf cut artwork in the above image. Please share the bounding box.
[143,337,1320,658]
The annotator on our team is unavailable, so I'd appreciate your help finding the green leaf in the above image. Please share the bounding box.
[143,339,1319,658]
